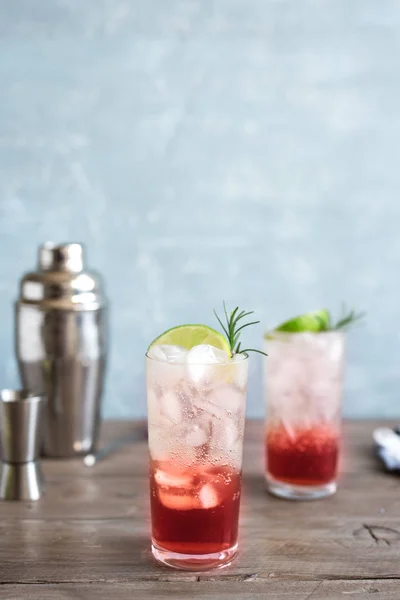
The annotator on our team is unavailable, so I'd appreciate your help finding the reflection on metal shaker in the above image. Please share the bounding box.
[15,243,108,457]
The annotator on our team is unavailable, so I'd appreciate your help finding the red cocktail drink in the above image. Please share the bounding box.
[146,351,248,569]
[266,423,339,487]
[264,331,344,500]
[150,461,241,557]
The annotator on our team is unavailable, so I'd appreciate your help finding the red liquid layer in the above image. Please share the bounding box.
[266,424,339,486]
[150,461,241,555]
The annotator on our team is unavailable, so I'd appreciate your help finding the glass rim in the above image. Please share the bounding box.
[145,351,249,366]
[264,330,346,339]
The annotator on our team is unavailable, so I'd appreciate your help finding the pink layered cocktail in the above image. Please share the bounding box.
[150,461,241,556]
[264,331,344,499]
[146,344,248,569]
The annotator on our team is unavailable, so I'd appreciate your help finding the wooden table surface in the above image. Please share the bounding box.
[1,420,400,600]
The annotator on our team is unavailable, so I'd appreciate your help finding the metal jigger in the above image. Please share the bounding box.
[0,390,45,501]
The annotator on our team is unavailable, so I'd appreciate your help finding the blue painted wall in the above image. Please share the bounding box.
[0,1,399,418]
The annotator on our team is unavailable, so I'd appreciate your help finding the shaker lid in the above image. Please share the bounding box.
[18,243,106,311]
[39,242,84,273]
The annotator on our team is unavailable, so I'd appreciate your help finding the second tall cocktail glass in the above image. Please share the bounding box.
[146,350,248,570]
[264,331,345,500]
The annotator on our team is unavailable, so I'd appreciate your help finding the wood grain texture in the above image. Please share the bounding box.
[1,580,400,600]
[0,420,399,599]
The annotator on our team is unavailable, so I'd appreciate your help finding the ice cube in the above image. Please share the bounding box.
[209,384,244,413]
[184,423,209,447]
[187,344,229,364]
[174,384,194,416]
[148,426,171,461]
[155,469,193,488]
[146,387,160,420]
[199,483,220,509]
[231,353,246,362]
[225,419,240,447]
[147,349,186,391]
[230,353,248,388]
[267,357,306,411]
[309,378,340,402]
[311,379,342,422]
[148,344,187,363]
[194,397,227,421]
[210,417,239,451]
[159,390,182,423]
[186,344,229,383]
[148,345,166,361]
[207,414,242,469]
[158,489,198,510]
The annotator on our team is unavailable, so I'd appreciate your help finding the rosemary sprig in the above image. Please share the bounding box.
[214,302,267,357]
[329,304,365,331]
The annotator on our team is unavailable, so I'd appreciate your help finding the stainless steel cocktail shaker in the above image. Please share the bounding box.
[15,243,108,458]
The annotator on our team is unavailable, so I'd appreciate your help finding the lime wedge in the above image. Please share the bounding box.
[148,324,231,356]
[271,309,330,334]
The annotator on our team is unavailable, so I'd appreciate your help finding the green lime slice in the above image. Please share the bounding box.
[270,309,330,335]
[148,324,231,356]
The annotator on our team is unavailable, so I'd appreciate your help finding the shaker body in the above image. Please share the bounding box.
[16,304,107,457]
[15,242,108,458]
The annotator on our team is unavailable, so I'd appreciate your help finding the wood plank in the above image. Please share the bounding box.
[1,579,400,600]
[1,513,400,583]
[0,420,399,587]
[0,580,317,599]
[316,579,400,598]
